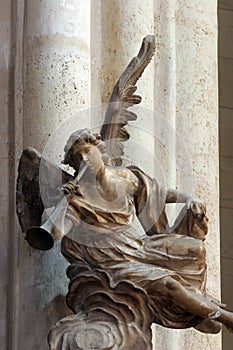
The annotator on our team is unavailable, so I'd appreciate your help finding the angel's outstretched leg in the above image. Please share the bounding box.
[146,276,233,332]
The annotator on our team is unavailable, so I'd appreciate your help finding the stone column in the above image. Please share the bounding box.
[17,1,91,349]
[0,0,24,348]
[152,3,180,347]
[23,0,91,150]
[91,0,155,176]
[153,1,220,349]
[176,1,220,349]
[0,1,16,349]
[92,0,154,107]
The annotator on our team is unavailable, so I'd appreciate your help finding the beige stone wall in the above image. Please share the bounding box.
[219,0,233,349]
[0,1,220,349]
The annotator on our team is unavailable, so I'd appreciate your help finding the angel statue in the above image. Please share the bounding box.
[17,35,233,350]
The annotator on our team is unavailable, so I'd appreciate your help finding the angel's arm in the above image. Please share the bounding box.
[166,189,208,227]
[166,189,207,217]
[166,189,192,205]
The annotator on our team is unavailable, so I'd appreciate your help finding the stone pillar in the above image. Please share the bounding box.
[17,1,91,349]
[92,0,154,107]
[152,3,179,347]
[91,0,155,177]
[0,0,24,348]
[153,1,220,349]
[176,1,220,349]
[0,1,15,349]
[23,0,91,150]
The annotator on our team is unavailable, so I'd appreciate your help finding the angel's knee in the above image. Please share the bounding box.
[162,277,181,295]
[188,239,206,260]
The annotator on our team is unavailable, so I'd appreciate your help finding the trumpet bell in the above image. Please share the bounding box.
[26,226,54,251]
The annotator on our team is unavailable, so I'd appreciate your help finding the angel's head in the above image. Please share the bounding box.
[63,129,107,170]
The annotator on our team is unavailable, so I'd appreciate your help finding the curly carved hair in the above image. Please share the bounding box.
[63,129,103,169]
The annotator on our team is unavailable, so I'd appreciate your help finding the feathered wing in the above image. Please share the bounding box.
[100,35,155,166]
[16,147,73,233]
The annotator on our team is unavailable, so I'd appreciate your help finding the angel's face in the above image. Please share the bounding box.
[70,136,107,170]
[63,130,103,169]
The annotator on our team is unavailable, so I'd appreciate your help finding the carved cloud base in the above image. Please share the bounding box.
[48,268,153,350]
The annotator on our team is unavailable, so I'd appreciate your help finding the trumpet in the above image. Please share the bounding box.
[26,196,70,250]
[25,164,88,251]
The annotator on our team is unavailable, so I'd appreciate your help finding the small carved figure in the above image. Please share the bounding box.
[17,36,233,350]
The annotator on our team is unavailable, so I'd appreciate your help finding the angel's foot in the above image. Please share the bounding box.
[216,308,233,332]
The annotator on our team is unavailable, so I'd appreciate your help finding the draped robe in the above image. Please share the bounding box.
[61,166,207,329]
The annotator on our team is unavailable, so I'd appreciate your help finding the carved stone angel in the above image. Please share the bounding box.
[17,36,233,350]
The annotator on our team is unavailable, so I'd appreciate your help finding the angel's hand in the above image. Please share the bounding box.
[189,200,207,219]
[62,181,80,195]
[187,199,208,240]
